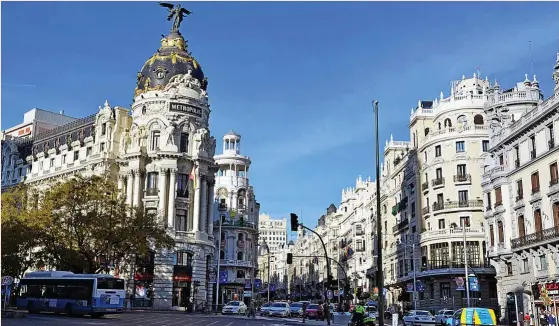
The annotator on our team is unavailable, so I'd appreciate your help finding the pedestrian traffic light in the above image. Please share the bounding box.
[290,213,299,231]
[287,253,293,264]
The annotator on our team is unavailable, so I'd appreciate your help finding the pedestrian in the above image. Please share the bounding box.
[548,312,556,326]
[524,312,531,326]
[302,302,308,323]
[540,309,549,326]
[323,301,331,325]
[391,303,399,326]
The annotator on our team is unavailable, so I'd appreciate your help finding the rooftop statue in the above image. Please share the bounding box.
[159,2,192,34]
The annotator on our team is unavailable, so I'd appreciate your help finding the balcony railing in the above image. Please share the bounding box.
[176,188,188,198]
[453,174,471,183]
[432,177,445,187]
[213,219,257,230]
[432,200,483,212]
[422,207,430,215]
[422,182,429,191]
[423,260,493,271]
[511,226,559,249]
[146,188,158,196]
[392,219,409,232]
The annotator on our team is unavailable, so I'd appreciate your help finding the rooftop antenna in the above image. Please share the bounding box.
[529,40,534,78]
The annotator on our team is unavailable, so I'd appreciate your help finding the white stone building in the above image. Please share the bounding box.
[258,214,288,253]
[212,131,260,304]
[20,11,245,311]
[482,55,559,322]
[1,108,77,192]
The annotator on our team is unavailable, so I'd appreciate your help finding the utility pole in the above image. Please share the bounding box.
[374,100,385,326]
[214,215,223,314]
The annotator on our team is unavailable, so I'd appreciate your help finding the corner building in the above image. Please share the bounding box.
[24,17,222,310]
[482,56,559,322]
[383,75,498,312]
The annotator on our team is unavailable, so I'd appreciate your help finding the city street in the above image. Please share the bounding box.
[1,312,354,326]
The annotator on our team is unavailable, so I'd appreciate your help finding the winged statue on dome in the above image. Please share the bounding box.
[159,2,192,33]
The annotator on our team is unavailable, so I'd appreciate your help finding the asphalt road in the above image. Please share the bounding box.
[1,312,353,326]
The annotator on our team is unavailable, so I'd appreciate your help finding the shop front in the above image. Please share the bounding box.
[133,251,155,308]
[172,265,193,309]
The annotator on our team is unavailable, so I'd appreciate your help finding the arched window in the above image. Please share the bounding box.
[424,128,430,136]
[220,250,225,259]
[238,233,244,241]
[518,215,525,237]
[237,251,244,260]
[438,122,442,130]
[444,118,452,128]
[237,270,245,279]
[474,114,484,125]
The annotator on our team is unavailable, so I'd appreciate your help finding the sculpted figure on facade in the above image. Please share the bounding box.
[121,129,132,154]
[553,52,559,88]
[164,123,176,146]
[207,136,216,157]
[194,128,209,155]
[138,126,148,147]
[164,70,202,94]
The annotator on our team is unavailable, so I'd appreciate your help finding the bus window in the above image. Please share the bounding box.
[97,279,125,290]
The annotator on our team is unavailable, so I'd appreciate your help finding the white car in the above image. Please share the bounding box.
[268,302,291,317]
[434,309,455,325]
[222,301,247,315]
[403,310,435,326]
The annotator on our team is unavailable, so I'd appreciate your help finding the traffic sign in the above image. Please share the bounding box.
[2,276,13,286]
[327,290,333,300]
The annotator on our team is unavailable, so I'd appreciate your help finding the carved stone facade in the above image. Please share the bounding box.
[482,55,559,321]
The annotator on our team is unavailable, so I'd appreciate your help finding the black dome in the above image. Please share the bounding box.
[134,31,206,97]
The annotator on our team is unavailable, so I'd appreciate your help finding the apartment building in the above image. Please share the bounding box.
[482,55,559,322]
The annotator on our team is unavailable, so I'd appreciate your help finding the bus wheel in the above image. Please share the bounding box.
[65,304,73,317]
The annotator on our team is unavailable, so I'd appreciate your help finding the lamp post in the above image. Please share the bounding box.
[402,241,418,310]
[373,100,385,326]
[214,203,224,314]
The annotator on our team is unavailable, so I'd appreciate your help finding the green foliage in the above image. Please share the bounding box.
[1,175,175,275]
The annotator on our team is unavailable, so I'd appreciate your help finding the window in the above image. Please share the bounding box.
[489,225,495,246]
[497,221,504,243]
[516,179,523,200]
[237,252,244,260]
[151,131,160,150]
[424,151,428,163]
[539,255,548,271]
[460,216,470,228]
[499,154,504,166]
[554,202,559,228]
[486,192,492,210]
[549,123,556,148]
[534,209,543,233]
[482,140,489,152]
[147,172,158,189]
[50,158,54,168]
[236,270,245,279]
[435,145,441,157]
[438,219,445,230]
[74,151,79,161]
[458,190,468,204]
[456,164,467,181]
[456,141,465,152]
[495,187,502,206]
[506,262,513,275]
[101,123,107,136]
[86,147,92,156]
[39,161,43,170]
[444,118,452,128]
[523,258,530,273]
[177,174,188,197]
[430,242,449,268]
[514,146,520,167]
[176,251,193,266]
[436,168,443,179]
[62,154,66,164]
[518,215,525,238]
[530,135,536,158]
[175,211,187,231]
[531,171,540,193]
[474,114,484,125]
[550,162,558,185]
[180,133,189,153]
[100,143,105,152]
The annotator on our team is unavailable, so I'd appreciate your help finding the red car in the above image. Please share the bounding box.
[305,304,324,320]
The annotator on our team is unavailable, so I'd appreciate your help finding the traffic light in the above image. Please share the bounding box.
[287,253,293,264]
[290,213,299,231]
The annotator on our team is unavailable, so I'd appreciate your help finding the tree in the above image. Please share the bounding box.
[1,185,42,278]
[10,174,175,274]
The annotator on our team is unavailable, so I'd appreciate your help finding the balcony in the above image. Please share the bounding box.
[453,174,471,183]
[422,182,429,192]
[392,219,409,233]
[432,200,483,212]
[214,219,257,230]
[423,260,493,271]
[219,259,253,268]
[146,188,158,196]
[511,226,559,250]
[432,177,445,188]
[176,188,188,198]
[420,227,485,242]
[422,207,430,216]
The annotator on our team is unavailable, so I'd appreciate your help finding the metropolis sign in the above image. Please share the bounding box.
[169,102,202,118]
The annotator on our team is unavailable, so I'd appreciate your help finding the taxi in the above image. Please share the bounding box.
[445,308,497,326]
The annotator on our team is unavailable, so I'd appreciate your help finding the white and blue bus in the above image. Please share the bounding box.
[15,271,125,317]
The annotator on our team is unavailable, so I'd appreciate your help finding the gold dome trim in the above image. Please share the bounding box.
[142,53,199,69]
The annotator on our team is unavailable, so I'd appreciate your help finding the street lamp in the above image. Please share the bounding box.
[373,100,385,326]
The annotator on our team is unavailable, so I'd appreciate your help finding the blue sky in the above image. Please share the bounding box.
[2,2,559,236]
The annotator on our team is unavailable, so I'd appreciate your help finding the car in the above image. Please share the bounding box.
[289,302,304,316]
[260,302,272,316]
[435,310,455,325]
[305,303,324,320]
[445,308,497,326]
[268,302,291,317]
[222,301,247,315]
[403,310,435,326]
[366,305,379,319]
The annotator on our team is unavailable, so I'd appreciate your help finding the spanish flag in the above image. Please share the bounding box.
[190,164,196,189]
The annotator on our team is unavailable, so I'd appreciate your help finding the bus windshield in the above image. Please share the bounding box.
[97,278,125,290]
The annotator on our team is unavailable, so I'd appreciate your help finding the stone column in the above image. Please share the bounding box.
[167,169,177,229]
[207,180,215,236]
[126,172,134,208]
[192,173,202,232]
[133,170,141,208]
[200,177,208,233]
[158,168,168,223]
[117,175,124,193]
